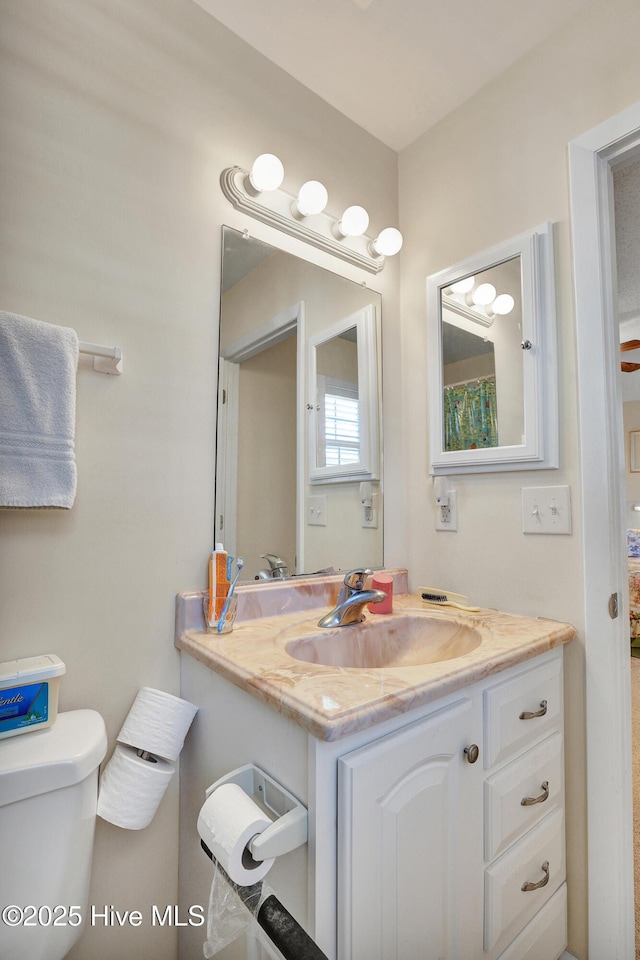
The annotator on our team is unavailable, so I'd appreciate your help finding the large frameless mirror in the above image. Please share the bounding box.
[427,222,558,474]
[216,226,383,581]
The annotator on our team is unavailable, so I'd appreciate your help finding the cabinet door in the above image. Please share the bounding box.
[337,697,483,960]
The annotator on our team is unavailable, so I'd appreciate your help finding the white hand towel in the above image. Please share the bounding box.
[0,311,79,508]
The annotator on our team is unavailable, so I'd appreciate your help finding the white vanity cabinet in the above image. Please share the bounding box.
[336,649,566,960]
[177,583,575,960]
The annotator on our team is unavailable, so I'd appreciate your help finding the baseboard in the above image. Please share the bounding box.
[560,952,580,959]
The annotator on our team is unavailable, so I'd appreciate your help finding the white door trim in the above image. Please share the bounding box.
[568,100,640,958]
[215,301,306,573]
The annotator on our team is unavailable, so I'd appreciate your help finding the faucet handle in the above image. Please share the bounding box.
[343,568,373,591]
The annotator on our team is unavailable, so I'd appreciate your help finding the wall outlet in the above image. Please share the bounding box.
[435,490,458,531]
[307,495,327,526]
[362,493,378,528]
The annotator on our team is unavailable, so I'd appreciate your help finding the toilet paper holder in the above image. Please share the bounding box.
[204,764,307,861]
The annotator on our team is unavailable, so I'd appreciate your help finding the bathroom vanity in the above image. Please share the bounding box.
[176,570,575,960]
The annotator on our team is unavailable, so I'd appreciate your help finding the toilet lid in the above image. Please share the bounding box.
[0,709,107,806]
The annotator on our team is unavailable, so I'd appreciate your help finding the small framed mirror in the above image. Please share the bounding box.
[427,222,558,474]
[308,304,380,483]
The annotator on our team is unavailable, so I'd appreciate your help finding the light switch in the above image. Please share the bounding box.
[522,486,571,534]
[307,495,327,526]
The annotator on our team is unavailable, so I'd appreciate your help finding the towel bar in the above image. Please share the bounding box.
[78,341,122,375]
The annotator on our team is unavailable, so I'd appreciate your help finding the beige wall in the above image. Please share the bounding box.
[0,2,399,959]
[398,0,640,954]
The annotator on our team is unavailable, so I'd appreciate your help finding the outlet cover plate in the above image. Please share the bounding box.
[435,490,458,531]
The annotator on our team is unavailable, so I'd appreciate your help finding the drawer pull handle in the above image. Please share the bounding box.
[521,780,549,806]
[521,860,550,892]
[519,699,547,720]
[463,744,479,764]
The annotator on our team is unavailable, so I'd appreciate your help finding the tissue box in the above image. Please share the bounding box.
[628,529,640,557]
[0,655,65,740]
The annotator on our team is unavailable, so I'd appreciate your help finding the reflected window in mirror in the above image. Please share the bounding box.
[427,224,558,474]
[315,327,360,467]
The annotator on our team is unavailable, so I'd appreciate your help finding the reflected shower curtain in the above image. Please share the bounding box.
[443,377,498,451]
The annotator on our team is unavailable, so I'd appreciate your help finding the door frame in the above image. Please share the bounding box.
[215,300,305,571]
[569,100,640,957]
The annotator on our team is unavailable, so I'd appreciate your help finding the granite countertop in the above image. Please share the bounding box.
[175,570,576,742]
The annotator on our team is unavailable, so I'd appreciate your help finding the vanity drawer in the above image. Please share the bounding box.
[483,655,562,769]
[484,807,565,954]
[484,731,563,860]
[496,883,567,960]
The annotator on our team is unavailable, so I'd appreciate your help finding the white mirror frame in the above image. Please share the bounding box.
[427,222,558,474]
[308,303,380,483]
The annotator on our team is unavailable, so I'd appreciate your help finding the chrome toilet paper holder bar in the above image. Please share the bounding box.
[204,764,307,862]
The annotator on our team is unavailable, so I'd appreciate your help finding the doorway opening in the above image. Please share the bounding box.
[569,101,640,957]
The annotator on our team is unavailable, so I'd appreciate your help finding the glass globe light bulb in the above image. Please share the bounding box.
[295,180,328,217]
[449,276,475,295]
[372,227,403,257]
[249,154,284,192]
[491,293,515,316]
[338,205,369,238]
[472,282,497,306]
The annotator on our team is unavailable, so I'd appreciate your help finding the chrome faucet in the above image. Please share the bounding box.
[317,569,386,628]
[257,554,288,580]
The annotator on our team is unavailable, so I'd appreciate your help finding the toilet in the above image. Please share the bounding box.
[0,709,107,960]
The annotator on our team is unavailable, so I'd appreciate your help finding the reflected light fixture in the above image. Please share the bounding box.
[443,276,516,327]
[468,282,497,307]
[449,276,475,294]
[486,293,515,317]
[220,155,403,273]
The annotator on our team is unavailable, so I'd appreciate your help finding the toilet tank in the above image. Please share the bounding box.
[0,709,107,960]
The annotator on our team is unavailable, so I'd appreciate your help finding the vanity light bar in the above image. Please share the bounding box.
[441,292,494,328]
[443,283,515,327]
[220,158,402,274]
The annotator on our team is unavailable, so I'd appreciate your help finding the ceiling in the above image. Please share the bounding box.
[193,0,591,151]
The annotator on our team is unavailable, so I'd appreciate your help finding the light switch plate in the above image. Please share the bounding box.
[522,486,571,534]
[307,495,327,526]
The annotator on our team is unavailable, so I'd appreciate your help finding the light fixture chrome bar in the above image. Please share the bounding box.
[220,166,384,274]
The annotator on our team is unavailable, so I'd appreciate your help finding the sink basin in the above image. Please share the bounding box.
[285,613,482,669]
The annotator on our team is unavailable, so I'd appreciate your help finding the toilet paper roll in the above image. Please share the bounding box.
[97,744,175,830]
[197,783,275,886]
[117,687,198,762]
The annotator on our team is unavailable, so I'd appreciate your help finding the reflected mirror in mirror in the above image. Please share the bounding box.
[307,302,379,484]
[441,256,523,452]
[217,226,383,580]
[427,222,558,474]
